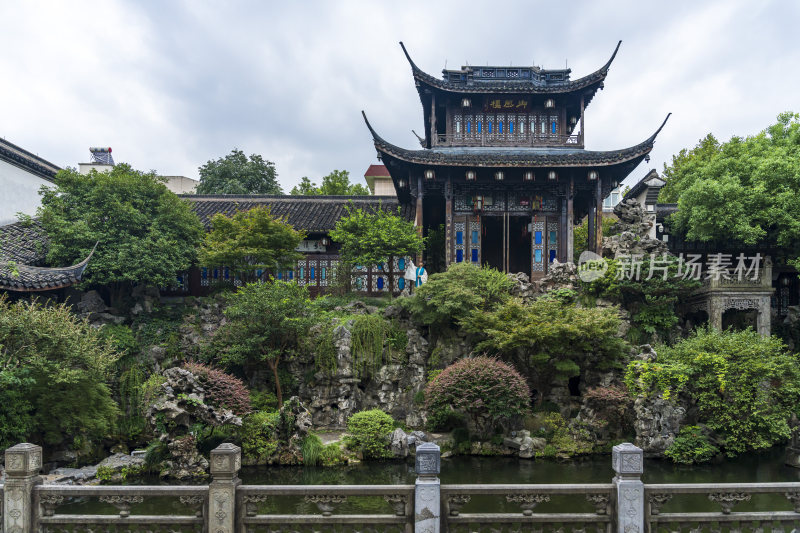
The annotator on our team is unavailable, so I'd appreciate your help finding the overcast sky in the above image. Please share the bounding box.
[1,0,798,191]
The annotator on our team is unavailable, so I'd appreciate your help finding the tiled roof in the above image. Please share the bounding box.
[364,164,390,177]
[400,41,621,95]
[0,219,49,265]
[0,138,60,180]
[364,112,671,168]
[181,195,415,232]
[0,220,94,292]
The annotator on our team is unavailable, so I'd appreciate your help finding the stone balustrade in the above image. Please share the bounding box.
[4,441,800,533]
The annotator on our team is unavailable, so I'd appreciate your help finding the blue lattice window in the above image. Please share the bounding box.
[456,249,463,262]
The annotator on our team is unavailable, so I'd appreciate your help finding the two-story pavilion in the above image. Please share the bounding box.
[364,42,669,278]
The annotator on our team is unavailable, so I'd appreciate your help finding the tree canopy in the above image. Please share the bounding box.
[197,149,283,195]
[199,206,305,283]
[216,281,316,407]
[0,295,120,451]
[660,112,800,269]
[38,164,203,302]
[329,204,424,291]
[290,170,370,196]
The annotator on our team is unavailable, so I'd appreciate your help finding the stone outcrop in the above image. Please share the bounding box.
[603,198,668,258]
[630,346,686,455]
[145,367,242,479]
[298,316,428,430]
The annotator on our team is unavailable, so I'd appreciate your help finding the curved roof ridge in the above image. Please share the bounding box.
[399,41,623,95]
[366,114,670,168]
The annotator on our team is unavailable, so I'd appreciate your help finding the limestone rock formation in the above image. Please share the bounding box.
[145,367,242,479]
[603,198,668,258]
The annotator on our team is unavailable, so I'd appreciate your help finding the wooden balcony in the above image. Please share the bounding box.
[434,132,583,148]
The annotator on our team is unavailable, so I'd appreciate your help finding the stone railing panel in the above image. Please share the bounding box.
[237,484,415,533]
[645,483,800,533]
[441,484,614,533]
[33,485,208,533]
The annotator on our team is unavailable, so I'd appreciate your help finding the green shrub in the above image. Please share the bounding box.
[0,296,120,451]
[425,356,530,439]
[626,327,800,457]
[401,262,513,329]
[464,298,628,395]
[346,409,395,459]
[319,441,345,466]
[140,374,167,413]
[541,413,595,458]
[240,411,281,462]
[665,426,719,464]
[250,390,279,412]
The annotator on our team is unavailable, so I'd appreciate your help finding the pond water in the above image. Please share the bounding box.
[60,447,800,516]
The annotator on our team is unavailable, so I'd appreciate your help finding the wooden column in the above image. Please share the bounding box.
[560,196,567,262]
[445,176,453,267]
[588,203,596,253]
[415,174,424,261]
[430,93,436,146]
[595,177,604,256]
[566,177,574,263]
[580,95,585,146]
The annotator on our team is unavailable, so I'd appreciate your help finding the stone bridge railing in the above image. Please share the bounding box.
[4,441,800,533]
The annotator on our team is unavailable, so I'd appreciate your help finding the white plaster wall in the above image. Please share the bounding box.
[163,176,198,194]
[0,160,52,225]
[373,178,396,196]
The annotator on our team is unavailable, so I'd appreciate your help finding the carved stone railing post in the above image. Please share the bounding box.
[612,442,644,533]
[4,443,42,533]
[209,443,241,533]
[415,442,441,533]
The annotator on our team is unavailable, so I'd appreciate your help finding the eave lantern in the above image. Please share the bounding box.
[461,98,471,108]
[544,98,555,109]
[548,170,558,181]
[424,169,435,180]
[523,171,534,181]
[397,178,407,188]
[494,171,505,181]
[321,236,331,246]
[570,116,578,125]
[465,170,476,181]
[588,170,599,181]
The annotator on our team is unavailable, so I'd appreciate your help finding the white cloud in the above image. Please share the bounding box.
[1,0,798,189]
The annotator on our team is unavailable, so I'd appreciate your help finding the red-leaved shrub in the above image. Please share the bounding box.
[425,356,530,438]
[183,361,252,415]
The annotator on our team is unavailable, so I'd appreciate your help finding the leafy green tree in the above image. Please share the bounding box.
[290,170,370,196]
[216,281,315,407]
[329,205,423,293]
[0,295,120,452]
[38,165,203,305]
[199,206,305,283]
[401,262,514,329]
[625,327,800,458]
[197,149,283,195]
[463,296,628,398]
[660,112,800,269]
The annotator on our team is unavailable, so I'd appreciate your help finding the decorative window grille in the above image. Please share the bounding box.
[547,222,559,265]
[470,221,481,264]
[454,222,466,263]
[532,221,545,272]
[550,115,559,136]
[454,114,463,139]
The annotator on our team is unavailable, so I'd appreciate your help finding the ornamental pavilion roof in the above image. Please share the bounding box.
[363,111,670,168]
[181,195,415,233]
[0,220,94,292]
[0,138,60,180]
[401,41,621,97]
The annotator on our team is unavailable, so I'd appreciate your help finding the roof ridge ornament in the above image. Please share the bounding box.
[600,40,623,75]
